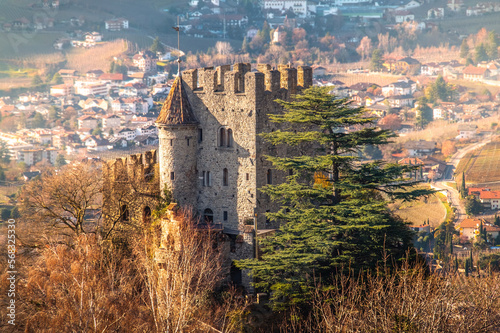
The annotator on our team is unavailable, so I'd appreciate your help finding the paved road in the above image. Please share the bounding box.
[433,134,496,225]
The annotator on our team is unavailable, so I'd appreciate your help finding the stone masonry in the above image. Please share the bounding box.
[104,63,312,288]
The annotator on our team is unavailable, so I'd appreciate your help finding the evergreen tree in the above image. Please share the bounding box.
[470,250,473,272]
[0,207,11,221]
[52,72,63,84]
[150,37,165,54]
[415,97,433,129]
[370,49,383,72]
[48,106,59,120]
[31,112,46,128]
[475,43,488,63]
[10,206,20,219]
[237,87,433,307]
[55,154,67,168]
[32,74,43,86]
[486,31,499,60]
[495,214,500,227]
[460,39,469,59]
[461,172,467,198]
[241,36,249,53]
[465,196,481,216]
[261,21,271,43]
[425,75,453,103]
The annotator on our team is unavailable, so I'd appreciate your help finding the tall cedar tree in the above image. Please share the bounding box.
[237,87,433,307]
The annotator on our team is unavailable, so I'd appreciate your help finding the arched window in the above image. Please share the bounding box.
[223,168,229,186]
[143,206,151,224]
[227,129,233,147]
[120,205,129,221]
[267,169,272,185]
[219,128,226,147]
[203,208,214,223]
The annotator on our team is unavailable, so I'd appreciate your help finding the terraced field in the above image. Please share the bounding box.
[458,139,500,189]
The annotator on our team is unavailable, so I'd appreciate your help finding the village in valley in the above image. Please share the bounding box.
[6,0,500,330]
[0,0,500,258]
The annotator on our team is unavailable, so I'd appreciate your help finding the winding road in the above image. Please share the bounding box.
[432,134,496,226]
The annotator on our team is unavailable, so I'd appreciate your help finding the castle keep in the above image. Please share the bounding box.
[156,63,312,230]
[104,63,312,284]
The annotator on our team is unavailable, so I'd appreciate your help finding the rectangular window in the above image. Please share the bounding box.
[223,211,228,221]
[202,171,206,186]
[170,139,173,146]
[198,128,203,142]
[246,173,249,181]
[170,172,175,180]
[187,138,190,146]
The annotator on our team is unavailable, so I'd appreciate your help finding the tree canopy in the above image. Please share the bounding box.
[150,36,165,54]
[370,49,384,72]
[237,87,433,308]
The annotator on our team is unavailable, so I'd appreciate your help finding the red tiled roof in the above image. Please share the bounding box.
[99,73,124,81]
[463,65,488,75]
[459,218,481,229]
[480,191,500,200]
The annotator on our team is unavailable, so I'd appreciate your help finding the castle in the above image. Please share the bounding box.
[103,62,312,286]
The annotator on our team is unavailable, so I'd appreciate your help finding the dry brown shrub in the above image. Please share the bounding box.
[0,209,242,332]
[278,262,500,333]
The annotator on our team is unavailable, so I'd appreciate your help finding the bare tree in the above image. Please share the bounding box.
[141,208,238,332]
[215,41,233,56]
[19,161,103,237]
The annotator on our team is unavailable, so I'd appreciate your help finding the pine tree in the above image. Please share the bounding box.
[52,72,63,84]
[475,43,488,63]
[237,87,433,307]
[370,49,384,72]
[241,36,249,53]
[415,97,433,129]
[486,31,498,60]
[32,74,43,86]
[55,154,67,168]
[460,39,469,59]
[461,172,467,198]
[470,250,473,272]
[150,37,165,54]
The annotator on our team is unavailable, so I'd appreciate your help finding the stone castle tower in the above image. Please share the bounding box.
[155,63,313,230]
[103,62,312,287]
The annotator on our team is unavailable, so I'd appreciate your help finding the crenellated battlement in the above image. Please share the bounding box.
[182,63,312,96]
[104,150,158,182]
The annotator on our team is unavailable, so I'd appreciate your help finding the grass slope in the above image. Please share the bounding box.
[390,190,447,228]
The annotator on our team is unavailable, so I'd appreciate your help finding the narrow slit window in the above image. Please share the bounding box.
[223,168,229,186]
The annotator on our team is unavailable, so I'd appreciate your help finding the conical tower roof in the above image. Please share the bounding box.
[156,75,198,126]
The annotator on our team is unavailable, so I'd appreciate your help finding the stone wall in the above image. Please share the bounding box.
[161,63,312,231]
[102,150,161,231]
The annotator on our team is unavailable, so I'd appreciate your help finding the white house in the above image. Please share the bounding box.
[105,18,129,31]
[116,128,136,141]
[457,124,477,139]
